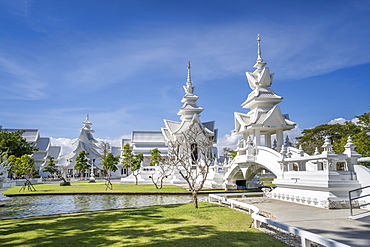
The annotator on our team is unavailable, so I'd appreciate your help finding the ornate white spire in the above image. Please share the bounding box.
[245,34,273,91]
[183,60,194,94]
[83,113,92,126]
[257,34,263,62]
[178,60,203,121]
[253,34,267,70]
[81,113,94,134]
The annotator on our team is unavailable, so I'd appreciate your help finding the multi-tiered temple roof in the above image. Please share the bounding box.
[60,114,101,170]
[162,61,217,142]
[234,35,295,149]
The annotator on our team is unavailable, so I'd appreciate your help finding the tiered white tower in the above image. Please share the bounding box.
[59,114,102,177]
[161,61,218,184]
[161,61,217,143]
[234,34,295,149]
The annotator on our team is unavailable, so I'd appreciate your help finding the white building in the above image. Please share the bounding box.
[224,35,370,209]
[6,129,61,178]
[121,61,218,184]
[58,114,104,178]
[233,34,296,150]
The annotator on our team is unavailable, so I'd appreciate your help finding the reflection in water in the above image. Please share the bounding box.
[0,194,208,219]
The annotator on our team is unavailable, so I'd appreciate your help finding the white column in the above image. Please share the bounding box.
[253,129,261,146]
[265,133,271,148]
[276,129,284,149]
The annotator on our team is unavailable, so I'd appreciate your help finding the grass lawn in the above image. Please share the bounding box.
[3,183,189,195]
[258,177,276,187]
[0,202,287,247]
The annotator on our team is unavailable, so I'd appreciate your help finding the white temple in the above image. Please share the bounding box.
[59,114,104,178]
[234,34,296,150]
[121,61,218,184]
[6,129,61,177]
[2,34,370,210]
[223,35,370,209]
[162,61,217,151]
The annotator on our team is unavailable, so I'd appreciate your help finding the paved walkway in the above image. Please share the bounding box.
[236,197,370,247]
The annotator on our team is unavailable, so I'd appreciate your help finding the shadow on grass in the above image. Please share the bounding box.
[0,203,287,247]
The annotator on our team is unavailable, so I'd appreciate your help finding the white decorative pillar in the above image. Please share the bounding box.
[253,129,261,146]
[265,133,271,148]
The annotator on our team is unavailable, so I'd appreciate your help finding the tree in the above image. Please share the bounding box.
[149,148,174,189]
[7,154,36,192]
[43,156,69,185]
[102,153,120,190]
[166,124,216,209]
[150,148,161,166]
[0,127,38,157]
[228,150,237,160]
[98,141,111,177]
[296,123,361,155]
[223,147,237,160]
[295,111,370,167]
[356,111,370,131]
[75,151,90,177]
[121,144,143,185]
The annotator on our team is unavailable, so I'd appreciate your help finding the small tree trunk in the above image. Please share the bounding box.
[192,191,198,209]
[58,175,67,183]
[105,174,113,190]
[134,174,138,185]
[158,177,164,189]
[20,178,36,192]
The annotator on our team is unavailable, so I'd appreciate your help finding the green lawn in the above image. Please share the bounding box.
[0,202,287,247]
[258,177,276,187]
[3,183,189,195]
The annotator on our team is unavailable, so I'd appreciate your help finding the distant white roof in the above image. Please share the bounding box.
[36,137,50,151]
[132,131,165,143]
[48,146,61,159]
[33,152,47,160]
[7,129,40,143]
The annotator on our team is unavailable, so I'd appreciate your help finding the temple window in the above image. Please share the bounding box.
[336,162,346,171]
[317,162,324,171]
[293,163,299,171]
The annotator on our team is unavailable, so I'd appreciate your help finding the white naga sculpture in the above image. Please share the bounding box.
[0,152,8,182]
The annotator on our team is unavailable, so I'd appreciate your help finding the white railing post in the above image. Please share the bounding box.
[301,235,311,247]
[253,218,260,228]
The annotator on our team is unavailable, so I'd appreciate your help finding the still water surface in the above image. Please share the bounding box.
[0,194,208,219]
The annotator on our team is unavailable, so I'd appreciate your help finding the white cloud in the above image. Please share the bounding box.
[216,133,242,153]
[328,118,347,125]
[50,137,76,155]
[328,117,358,125]
[96,135,130,148]
[2,16,369,101]
[284,125,303,146]
[0,56,47,100]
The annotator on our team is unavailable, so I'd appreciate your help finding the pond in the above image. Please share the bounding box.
[0,194,208,220]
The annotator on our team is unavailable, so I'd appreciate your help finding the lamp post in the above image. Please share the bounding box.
[89,159,96,183]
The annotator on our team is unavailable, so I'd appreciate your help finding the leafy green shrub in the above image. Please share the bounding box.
[60,181,71,186]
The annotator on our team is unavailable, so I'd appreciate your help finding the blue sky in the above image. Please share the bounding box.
[0,0,370,151]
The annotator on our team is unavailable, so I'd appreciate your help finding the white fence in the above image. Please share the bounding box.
[208,194,350,247]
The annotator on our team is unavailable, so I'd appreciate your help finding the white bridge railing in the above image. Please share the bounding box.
[208,194,350,247]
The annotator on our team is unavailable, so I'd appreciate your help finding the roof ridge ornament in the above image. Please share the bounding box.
[183,60,195,94]
[257,34,263,62]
